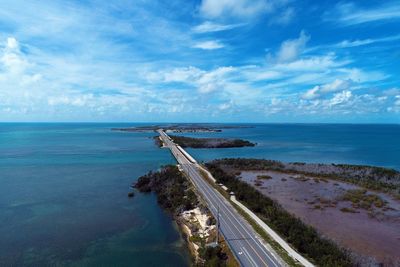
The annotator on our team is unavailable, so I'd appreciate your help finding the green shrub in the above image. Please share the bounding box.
[205,162,353,267]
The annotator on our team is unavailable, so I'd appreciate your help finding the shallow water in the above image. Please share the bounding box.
[1,123,399,266]
[0,123,189,266]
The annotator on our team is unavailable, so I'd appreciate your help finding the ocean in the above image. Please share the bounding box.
[177,123,400,170]
[1,123,399,266]
[0,123,189,266]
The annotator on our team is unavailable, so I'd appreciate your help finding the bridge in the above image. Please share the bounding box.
[158,130,283,267]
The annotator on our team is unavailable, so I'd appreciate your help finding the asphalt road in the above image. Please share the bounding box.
[158,130,283,267]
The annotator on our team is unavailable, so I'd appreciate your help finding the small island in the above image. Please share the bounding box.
[168,135,256,149]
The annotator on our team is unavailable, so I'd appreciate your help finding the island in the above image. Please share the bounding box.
[165,135,256,149]
[112,123,253,133]
[206,158,400,266]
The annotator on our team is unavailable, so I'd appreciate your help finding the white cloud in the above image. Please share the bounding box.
[395,96,400,106]
[327,2,400,25]
[164,67,203,83]
[48,95,92,107]
[146,66,235,94]
[302,79,353,100]
[218,102,232,111]
[274,53,343,72]
[199,0,273,19]
[192,21,244,33]
[275,31,309,63]
[383,88,400,96]
[337,38,376,48]
[320,79,352,93]
[197,66,234,93]
[329,90,352,106]
[344,68,388,83]
[0,37,43,90]
[336,34,400,49]
[247,70,282,81]
[6,37,19,50]
[302,86,320,100]
[1,37,30,74]
[193,40,224,50]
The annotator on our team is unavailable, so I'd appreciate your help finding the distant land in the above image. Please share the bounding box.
[111,123,253,133]
[166,135,256,149]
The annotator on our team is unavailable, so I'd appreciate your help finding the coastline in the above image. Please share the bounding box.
[134,165,238,266]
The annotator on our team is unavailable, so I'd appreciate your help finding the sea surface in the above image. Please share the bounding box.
[0,123,189,267]
[177,123,400,170]
[1,123,399,266]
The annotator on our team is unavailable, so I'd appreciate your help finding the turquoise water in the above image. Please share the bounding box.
[177,124,400,170]
[0,123,189,266]
[1,123,399,266]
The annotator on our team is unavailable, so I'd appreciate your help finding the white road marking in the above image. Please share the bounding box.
[159,131,283,267]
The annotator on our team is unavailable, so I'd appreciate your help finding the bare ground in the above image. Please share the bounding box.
[240,170,400,266]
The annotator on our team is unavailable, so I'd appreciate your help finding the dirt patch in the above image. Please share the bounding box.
[242,170,400,266]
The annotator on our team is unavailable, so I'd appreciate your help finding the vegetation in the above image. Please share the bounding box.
[198,246,228,267]
[112,124,222,133]
[135,166,230,266]
[112,124,253,133]
[293,175,309,182]
[341,189,387,210]
[257,175,272,180]
[340,207,357,213]
[212,158,400,197]
[170,135,255,149]
[135,165,198,213]
[254,180,263,186]
[216,158,285,170]
[205,162,353,267]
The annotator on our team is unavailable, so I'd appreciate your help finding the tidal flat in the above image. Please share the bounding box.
[240,170,400,265]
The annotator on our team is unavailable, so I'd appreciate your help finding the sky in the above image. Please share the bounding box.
[0,0,399,123]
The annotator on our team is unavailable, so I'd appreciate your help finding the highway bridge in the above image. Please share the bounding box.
[158,130,283,267]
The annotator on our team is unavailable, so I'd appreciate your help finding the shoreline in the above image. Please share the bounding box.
[134,165,238,266]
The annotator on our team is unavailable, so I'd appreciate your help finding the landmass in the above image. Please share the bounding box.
[133,165,238,266]
[112,123,252,133]
[210,158,400,196]
[206,158,400,266]
[168,135,256,149]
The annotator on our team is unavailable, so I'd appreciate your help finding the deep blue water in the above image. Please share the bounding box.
[176,124,400,170]
[1,123,399,266]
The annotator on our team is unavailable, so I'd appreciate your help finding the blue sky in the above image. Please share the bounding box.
[0,0,399,123]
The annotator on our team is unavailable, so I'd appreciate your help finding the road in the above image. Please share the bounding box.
[158,130,283,267]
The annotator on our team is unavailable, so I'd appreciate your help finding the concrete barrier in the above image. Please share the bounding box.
[231,196,315,267]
